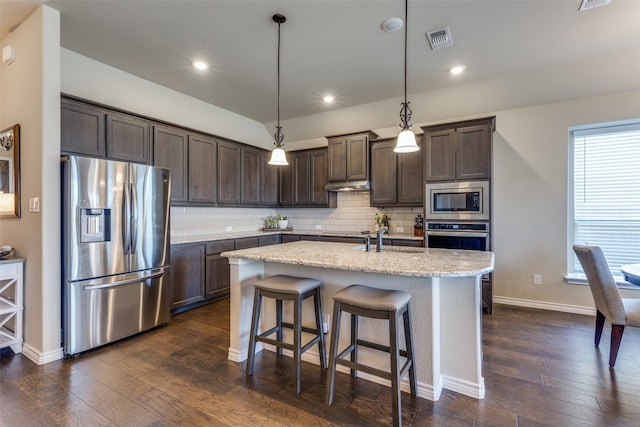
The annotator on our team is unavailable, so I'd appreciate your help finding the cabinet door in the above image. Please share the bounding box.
[370,141,397,206]
[278,161,293,206]
[61,99,106,157]
[205,254,230,300]
[261,152,278,206]
[311,150,330,206]
[425,129,455,182]
[241,147,261,205]
[170,244,205,310]
[293,152,311,205]
[153,124,188,203]
[328,138,347,181]
[217,141,241,204]
[106,112,151,164]
[189,134,217,204]
[397,141,424,206]
[456,124,491,180]
[347,135,369,180]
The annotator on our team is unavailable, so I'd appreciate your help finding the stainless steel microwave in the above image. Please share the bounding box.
[425,181,489,221]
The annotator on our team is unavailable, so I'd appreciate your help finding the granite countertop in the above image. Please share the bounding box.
[221,240,494,278]
[171,229,423,245]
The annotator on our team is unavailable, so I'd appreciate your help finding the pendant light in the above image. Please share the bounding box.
[268,14,289,166]
[394,0,420,153]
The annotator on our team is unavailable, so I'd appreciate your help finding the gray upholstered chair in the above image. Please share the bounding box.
[573,245,640,367]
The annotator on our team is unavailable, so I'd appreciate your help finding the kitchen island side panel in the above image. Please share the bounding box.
[227,258,483,401]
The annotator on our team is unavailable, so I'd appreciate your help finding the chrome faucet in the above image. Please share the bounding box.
[376,228,389,252]
[361,231,371,251]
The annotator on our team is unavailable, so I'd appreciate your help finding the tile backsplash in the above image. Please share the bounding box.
[171,192,422,239]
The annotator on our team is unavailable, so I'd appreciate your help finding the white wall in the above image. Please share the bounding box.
[0,5,62,363]
[491,90,640,312]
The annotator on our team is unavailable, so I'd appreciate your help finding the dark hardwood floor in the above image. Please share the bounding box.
[2,300,640,426]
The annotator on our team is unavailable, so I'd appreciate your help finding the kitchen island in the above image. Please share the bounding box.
[222,240,494,401]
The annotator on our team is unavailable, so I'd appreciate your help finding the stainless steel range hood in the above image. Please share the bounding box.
[325,180,370,192]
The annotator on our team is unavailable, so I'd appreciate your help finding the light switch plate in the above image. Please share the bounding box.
[29,197,40,213]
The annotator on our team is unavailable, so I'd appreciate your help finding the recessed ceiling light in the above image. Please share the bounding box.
[323,95,335,103]
[193,61,208,70]
[381,17,403,32]
[449,65,465,75]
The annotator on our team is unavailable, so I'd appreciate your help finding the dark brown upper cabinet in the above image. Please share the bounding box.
[422,117,495,182]
[217,140,241,205]
[106,112,151,164]
[260,152,278,206]
[153,124,188,203]
[327,131,378,183]
[61,98,106,157]
[188,134,217,204]
[279,148,336,208]
[370,139,423,207]
[241,146,261,205]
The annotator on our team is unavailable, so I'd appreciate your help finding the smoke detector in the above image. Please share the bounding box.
[579,0,612,11]
[426,26,453,50]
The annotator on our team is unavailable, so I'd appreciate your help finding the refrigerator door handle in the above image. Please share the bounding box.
[81,269,165,291]
[122,181,131,255]
[130,181,138,255]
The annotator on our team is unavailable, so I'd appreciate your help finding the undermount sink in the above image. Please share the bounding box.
[352,245,425,254]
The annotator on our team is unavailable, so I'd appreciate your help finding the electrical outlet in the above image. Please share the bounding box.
[396,226,404,233]
[533,274,542,285]
[322,313,330,333]
[226,226,233,232]
[315,224,322,230]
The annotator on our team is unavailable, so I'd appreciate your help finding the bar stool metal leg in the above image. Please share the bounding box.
[325,300,342,405]
[246,288,262,376]
[314,287,327,368]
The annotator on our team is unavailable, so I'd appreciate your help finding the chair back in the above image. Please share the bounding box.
[573,245,626,324]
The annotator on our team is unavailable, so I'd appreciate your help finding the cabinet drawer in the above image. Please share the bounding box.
[281,234,300,243]
[259,234,281,246]
[205,240,235,255]
[235,237,260,250]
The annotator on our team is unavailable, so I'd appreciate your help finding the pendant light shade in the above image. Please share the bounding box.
[269,147,288,165]
[396,128,418,153]
[394,0,420,154]
[269,14,289,166]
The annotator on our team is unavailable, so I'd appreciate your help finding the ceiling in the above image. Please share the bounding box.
[2,0,640,129]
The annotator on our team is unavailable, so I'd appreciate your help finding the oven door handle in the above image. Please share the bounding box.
[426,231,489,238]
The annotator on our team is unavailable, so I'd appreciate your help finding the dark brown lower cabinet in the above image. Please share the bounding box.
[170,243,205,311]
[205,240,235,301]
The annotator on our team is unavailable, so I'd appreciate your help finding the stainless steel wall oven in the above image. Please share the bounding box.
[425,221,493,313]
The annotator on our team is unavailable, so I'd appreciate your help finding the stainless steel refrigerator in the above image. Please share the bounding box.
[62,155,171,356]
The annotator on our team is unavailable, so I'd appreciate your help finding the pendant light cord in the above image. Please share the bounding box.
[404,0,408,107]
[277,20,281,130]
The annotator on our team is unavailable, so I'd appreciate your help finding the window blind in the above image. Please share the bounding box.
[572,122,640,276]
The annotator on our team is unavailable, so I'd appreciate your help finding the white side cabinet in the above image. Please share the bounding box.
[0,258,24,353]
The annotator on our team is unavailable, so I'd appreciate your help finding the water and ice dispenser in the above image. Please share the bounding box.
[80,208,111,243]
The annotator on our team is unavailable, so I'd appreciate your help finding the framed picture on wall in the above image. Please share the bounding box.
[0,158,12,193]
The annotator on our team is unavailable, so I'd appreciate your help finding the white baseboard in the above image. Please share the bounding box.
[493,296,596,316]
[441,375,484,399]
[21,343,64,365]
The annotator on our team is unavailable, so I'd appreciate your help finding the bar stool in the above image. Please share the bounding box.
[325,284,416,427]
[246,274,327,394]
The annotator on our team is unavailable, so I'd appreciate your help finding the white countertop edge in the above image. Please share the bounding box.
[222,241,494,278]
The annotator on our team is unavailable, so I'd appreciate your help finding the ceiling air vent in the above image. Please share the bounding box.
[579,0,612,11]
[426,26,453,50]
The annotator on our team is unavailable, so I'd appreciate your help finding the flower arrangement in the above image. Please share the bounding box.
[264,215,278,229]
[375,213,390,231]
[413,214,424,237]
[277,214,287,221]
